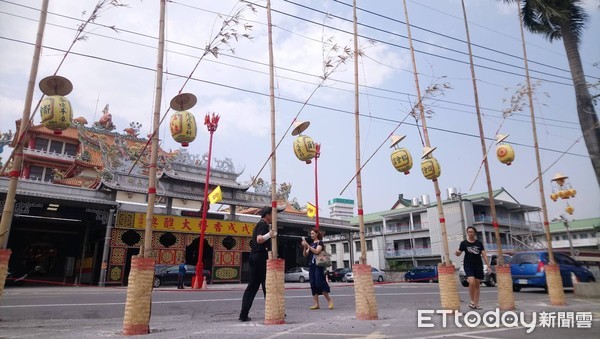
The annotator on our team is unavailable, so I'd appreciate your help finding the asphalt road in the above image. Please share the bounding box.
[1,282,599,338]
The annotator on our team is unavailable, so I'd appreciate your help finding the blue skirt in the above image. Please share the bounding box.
[309,263,331,295]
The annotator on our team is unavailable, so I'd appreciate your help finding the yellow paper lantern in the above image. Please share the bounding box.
[496,144,515,165]
[550,192,558,201]
[40,96,72,135]
[565,205,574,215]
[293,135,316,164]
[568,188,577,197]
[169,110,197,147]
[391,148,413,175]
[421,157,441,180]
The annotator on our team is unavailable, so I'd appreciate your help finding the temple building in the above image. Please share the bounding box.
[0,109,352,285]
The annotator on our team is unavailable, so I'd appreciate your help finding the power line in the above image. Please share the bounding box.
[0,4,583,129]
[0,35,589,159]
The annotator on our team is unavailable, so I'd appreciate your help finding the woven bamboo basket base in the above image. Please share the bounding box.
[496,265,515,310]
[353,264,378,320]
[546,264,566,306]
[437,264,460,310]
[123,257,155,335]
[264,259,285,325]
[0,249,11,298]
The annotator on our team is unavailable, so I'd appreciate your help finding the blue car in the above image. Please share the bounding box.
[510,251,595,292]
[404,266,438,283]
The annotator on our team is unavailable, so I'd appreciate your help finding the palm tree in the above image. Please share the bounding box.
[504,0,600,186]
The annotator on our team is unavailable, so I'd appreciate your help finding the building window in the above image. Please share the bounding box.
[49,140,63,154]
[366,240,373,251]
[330,244,337,254]
[64,143,78,156]
[374,226,381,233]
[404,239,412,249]
[29,166,53,182]
[422,238,430,248]
[343,242,349,253]
[580,233,588,239]
[571,234,578,239]
[355,241,361,252]
[343,260,350,268]
[554,236,560,241]
[34,138,49,151]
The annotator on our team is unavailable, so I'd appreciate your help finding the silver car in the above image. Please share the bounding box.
[345,267,386,282]
[284,267,310,283]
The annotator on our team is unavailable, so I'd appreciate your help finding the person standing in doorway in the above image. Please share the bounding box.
[455,226,490,309]
[238,206,276,322]
[302,227,333,310]
[177,260,186,289]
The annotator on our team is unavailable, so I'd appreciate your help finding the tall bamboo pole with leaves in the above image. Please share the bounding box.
[122,1,166,335]
[0,0,50,300]
[460,0,514,310]
[350,0,378,321]
[516,6,565,306]
[402,0,459,310]
[263,0,286,325]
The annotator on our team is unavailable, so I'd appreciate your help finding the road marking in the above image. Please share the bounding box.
[414,326,523,338]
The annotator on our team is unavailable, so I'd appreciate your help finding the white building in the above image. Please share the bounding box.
[324,188,542,271]
[328,197,355,220]
[536,217,600,263]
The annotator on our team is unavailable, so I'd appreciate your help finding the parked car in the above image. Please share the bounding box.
[345,267,385,282]
[510,251,596,292]
[327,268,352,282]
[459,254,512,287]
[404,266,438,283]
[284,267,310,283]
[153,264,211,288]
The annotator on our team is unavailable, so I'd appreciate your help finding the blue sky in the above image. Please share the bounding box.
[1,0,598,221]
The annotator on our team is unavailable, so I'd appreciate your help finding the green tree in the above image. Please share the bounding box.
[505,0,600,185]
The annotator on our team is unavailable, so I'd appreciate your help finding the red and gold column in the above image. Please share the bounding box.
[0,249,11,297]
[264,258,285,324]
[353,264,378,320]
[496,265,515,310]
[437,264,460,310]
[122,256,155,335]
[546,264,566,305]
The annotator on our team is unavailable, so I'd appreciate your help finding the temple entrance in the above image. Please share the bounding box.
[186,237,213,273]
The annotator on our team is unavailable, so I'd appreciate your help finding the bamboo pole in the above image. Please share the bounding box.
[460,0,514,310]
[264,0,285,325]
[122,0,165,334]
[142,0,166,259]
[352,0,378,321]
[0,0,49,249]
[267,0,278,257]
[0,0,50,301]
[402,0,459,310]
[516,6,564,305]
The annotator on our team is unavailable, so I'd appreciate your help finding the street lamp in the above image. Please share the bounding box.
[169,93,219,289]
[194,112,220,289]
[555,215,575,257]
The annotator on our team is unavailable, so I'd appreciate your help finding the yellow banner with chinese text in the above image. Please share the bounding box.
[131,213,255,236]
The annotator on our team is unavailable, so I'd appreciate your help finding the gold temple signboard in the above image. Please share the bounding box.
[116,212,255,236]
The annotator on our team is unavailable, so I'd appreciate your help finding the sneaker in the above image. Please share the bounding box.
[309,305,320,310]
[238,316,251,322]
